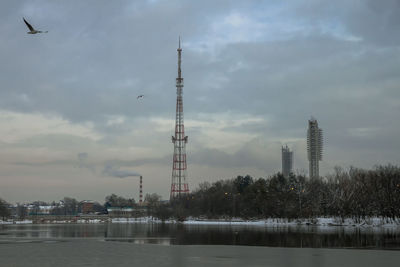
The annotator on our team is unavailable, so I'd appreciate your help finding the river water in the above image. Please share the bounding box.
[1,223,400,266]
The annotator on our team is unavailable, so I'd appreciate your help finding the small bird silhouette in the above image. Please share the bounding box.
[137,95,144,99]
[23,18,48,34]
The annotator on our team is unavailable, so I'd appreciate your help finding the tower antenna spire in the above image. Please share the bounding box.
[177,36,182,80]
[170,36,189,200]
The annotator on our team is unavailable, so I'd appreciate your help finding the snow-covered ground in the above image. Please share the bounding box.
[0,219,32,224]
[76,219,102,224]
[111,217,157,224]
[111,216,400,228]
[314,217,400,227]
[180,217,400,228]
[15,220,33,224]
[2,217,399,227]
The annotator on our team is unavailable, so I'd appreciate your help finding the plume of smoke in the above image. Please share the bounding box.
[78,152,89,161]
[102,163,141,178]
[77,152,96,173]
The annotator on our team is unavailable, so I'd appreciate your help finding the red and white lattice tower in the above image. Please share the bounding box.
[170,37,189,200]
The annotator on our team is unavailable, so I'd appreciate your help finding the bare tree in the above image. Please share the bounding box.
[0,198,11,220]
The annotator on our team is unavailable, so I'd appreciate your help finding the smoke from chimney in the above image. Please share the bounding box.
[102,163,141,178]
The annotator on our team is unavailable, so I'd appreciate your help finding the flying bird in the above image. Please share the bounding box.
[137,95,144,99]
[23,17,48,34]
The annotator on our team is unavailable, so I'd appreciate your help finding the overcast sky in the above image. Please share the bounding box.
[0,0,399,203]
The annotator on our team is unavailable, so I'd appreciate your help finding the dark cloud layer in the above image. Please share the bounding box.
[0,0,399,202]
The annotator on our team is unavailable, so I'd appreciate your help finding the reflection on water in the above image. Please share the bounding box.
[1,223,399,249]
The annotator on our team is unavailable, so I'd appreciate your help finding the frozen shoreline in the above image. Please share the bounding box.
[112,216,400,228]
[2,217,399,228]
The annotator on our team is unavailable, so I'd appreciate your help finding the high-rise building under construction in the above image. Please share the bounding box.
[282,145,293,177]
[307,117,323,179]
[170,38,189,199]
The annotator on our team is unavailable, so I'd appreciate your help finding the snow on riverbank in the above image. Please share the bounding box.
[0,220,32,224]
[2,217,399,227]
[76,219,102,224]
[111,216,400,228]
[111,217,156,223]
[315,217,400,227]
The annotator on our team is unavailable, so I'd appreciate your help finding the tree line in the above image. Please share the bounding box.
[166,164,400,221]
[1,164,399,221]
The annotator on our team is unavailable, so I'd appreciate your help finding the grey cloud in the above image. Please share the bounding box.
[103,156,170,170]
[10,159,74,167]
[102,163,141,178]
[77,152,96,173]
[0,0,399,202]
[77,152,88,160]
[2,0,398,140]
[292,0,400,46]
[187,138,310,177]
[222,121,269,135]
[0,0,241,126]
[14,134,99,150]
[189,138,290,174]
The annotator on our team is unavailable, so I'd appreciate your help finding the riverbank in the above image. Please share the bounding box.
[2,216,399,228]
[112,217,400,228]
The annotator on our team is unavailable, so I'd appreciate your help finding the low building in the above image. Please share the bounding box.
[27,205,55,215]
[80,200,95,214]
[107,207,134,217]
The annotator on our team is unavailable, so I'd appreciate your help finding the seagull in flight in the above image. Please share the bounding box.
[137,95,144,99]
[23,18,48,34]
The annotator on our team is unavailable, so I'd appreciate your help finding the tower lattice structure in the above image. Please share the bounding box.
[282,145,293,177]
[170,38,189,199]
[307,117,323,179]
